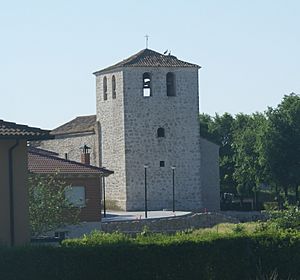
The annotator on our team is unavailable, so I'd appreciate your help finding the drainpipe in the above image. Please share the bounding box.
[8,139,19,247]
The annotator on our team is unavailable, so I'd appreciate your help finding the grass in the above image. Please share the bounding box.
[191,222,257,235]
[62,222,264,248]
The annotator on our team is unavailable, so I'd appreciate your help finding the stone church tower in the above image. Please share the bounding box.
[33,48,220,212]
[94,49,205,211]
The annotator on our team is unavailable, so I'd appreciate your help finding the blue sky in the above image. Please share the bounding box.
[1,0,300,129]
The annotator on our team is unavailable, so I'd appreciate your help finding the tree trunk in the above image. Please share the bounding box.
[240,196,243,209]
[295,185,299,205]
[274,185,282,209]
[255,191,259,210]
[284,186,288,199]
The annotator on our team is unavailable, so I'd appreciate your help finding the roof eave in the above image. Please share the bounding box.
[29,171,112,177]
[93,67,124,76]
[51,129,95,137]
[0,134,54,141]
[93,64,200,75]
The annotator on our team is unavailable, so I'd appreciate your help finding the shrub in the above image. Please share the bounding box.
[232,223,246,234]
[267,205,300,230]
[1,229,300,279]
[28,173,80,237]
[263,201,279,211]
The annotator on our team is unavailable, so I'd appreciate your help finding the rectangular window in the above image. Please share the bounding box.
[160,161,165,167]
[143,88,151,97]
[143,73,151,97]
[65,186,86,207]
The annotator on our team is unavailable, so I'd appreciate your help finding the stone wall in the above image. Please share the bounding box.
[95,66,222,211]
[200,137,220,211]
[33,60,220,213]
[222,211,267,222]
[121,67,202,211]
[32,132,99,166]
[96,70,127,209]
[100,212,238,234]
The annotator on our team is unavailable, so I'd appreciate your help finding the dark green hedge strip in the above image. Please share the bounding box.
[1,232,300,280]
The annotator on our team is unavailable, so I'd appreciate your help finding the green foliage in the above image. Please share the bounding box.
[232,223,246,234]
[263,202,279,211]
[28,173,80,237]
[233,113,269,202]
[200,112,236,194]
[63,231,132,247]
[2,228,300,279]
[200,93,300,207]
[267,206,300,230]
[264,93,300,200]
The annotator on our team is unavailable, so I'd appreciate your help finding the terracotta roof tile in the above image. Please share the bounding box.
[51,115,96,135]
[0,120,52,140]
[93,49,200,75]
[28,148,113,175]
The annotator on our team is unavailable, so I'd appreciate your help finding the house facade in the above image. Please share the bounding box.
[0,120,52,246]
[28,147,113,222]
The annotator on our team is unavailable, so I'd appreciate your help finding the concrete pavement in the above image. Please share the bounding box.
[102,210,191,222]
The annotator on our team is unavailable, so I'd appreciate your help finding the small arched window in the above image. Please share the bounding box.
[103,76,108,101]
[166,72,176,96]
[143,72,151,97]
[157,127,165,138]
[112,75,116,99]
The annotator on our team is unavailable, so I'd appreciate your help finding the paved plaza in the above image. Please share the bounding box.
[102,210,191,222]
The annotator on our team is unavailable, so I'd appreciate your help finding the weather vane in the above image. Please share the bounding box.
[145,34,149,49]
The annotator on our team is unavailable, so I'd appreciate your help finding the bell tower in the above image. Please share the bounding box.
[94,49,203,211]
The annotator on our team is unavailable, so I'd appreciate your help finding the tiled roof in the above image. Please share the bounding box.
[0,120,53,140]
[28,148,113,175]
[51,115,96,136]
[93,49,200,75]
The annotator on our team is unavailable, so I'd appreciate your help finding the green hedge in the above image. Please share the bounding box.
[1,230,300,280]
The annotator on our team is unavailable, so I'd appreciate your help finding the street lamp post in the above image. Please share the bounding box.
[171,166,176,212]
[102,176,106,218]
[144,165,148,218]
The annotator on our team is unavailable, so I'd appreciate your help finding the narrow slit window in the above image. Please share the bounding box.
[157,127,165,138]
[103,76,108,101]
[143,72,151,97]
[166,72,176,96]
[112,75,116,99]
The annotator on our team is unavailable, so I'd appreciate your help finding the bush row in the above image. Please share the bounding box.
[1,230,300,280]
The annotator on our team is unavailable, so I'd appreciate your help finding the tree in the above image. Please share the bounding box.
[200,113,236,194]
[263,93,300,202]
[232,113,268,208]
[28,173,80,237]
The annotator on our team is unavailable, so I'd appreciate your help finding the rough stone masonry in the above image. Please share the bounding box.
[34,48,220,212]
[94,49,220,211]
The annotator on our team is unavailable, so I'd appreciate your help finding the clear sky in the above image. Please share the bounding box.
[1,0,300,129]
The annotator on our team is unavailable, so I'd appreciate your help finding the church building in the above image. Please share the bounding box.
[33,48,220,211]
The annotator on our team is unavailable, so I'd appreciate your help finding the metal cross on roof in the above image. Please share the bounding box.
[145,34,149,49]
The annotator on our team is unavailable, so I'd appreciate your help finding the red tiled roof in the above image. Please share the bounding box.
[93,49,200,75]
[28,148,113,175]
[0,120,52,140]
